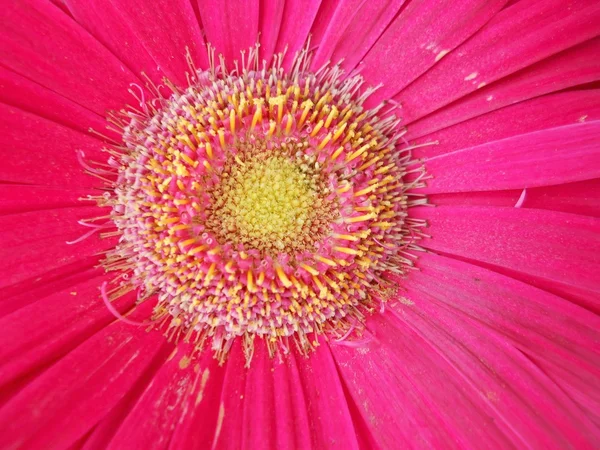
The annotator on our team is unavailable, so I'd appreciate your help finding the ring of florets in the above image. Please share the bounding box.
[82,45,428,363]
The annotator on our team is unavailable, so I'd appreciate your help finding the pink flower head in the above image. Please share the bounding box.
[1,0,599,449]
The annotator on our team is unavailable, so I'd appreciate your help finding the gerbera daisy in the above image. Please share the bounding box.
[1,0,599,448]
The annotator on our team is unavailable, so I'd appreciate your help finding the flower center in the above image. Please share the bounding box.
[205,144,337,254]
[90,46,426,362]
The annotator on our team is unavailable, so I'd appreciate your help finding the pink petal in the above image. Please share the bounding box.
[324,0,408,73]
[310,0,407,72]
[331,321,455,447]
[295,342,363,449]
[272,353,312,450]
[333,307,597,447]
[387,299,598,445]
[428,178,600,218]
[0,185,90,215]
[0,105,106,187]
[0,0,140,115]
[199,342,247,450]
[0,207,114,289]
[197,0,259,68]
[398,252,600,426]
[239,341,275,447]
[0,273,136,388]
[255,352,313,450]
[274,0,321,68]
[411,89,600,159]
[310,0,365,69]
[258,0,285,63]
[0,264,103,317]
[69,0,207,86]
[235,340,313,449]
[524,179,600,218]
[0,65,110,135]
[0,257,100,317]
[408,37,600,139]
[0,309,167,450]
[396,0,600,122]
[80,358,169,450]
[421,121,600,194]
[411,206,600,294]
[361,0,507,106]
[107,342,223,450]
[62,0,161,85]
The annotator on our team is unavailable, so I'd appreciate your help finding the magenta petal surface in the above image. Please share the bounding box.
[408,37,600,139]
[310,0,406,72]
[197,0,259,68]
[422,121,600,193]
[0,105,105,187]
[0,66,110,135]
[412,206,600,296]
[428,178,600,218]
[257,0,285,63]
[399,252,600,426]
[0,0,140,114]
[411,90,600,159]
[274,0,321,67]
[0,314,167,450]
[0,274,136,388]
[0,207,114,289]
[334,303,597,448]
[398,0,600,122]
[361,0,507,106]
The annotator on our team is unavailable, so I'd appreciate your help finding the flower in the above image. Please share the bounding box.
[1,0,599,449]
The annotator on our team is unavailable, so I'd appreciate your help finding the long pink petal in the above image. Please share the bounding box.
[0,263,103,317]
[80,354,169,450]
[524,180,600,218]
[240,341,275,447]
[0,274,136,388]
[411,206,600,294]
[428,178,600,218]
[0,66,111,135]
[0,105,106,187]
[388,299,598,445]
[295,341,363,449]
[333,307,597,448]
[411,89,600,159]
[0,256,100,317]
[62,0,163,85]
[0,207,114,289]
[0,308,167,450]
[0,185,90,215]
[70,0,207,86]
[106,343,223,450]
[421,121,600,194]
[325,0,407,73]
[0,0,141,114]
[258,0,285,64]
[274,0,322,68]
[310,0,365,69]
[396,0,600,122]
[395,252,600,425]
[199,342,247,450]
[310,0,408,71]
[361,0,507,106]
[271,351,312,450]
[236,340,313,449]
[408,38,600,139]
[197,0,259,69]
